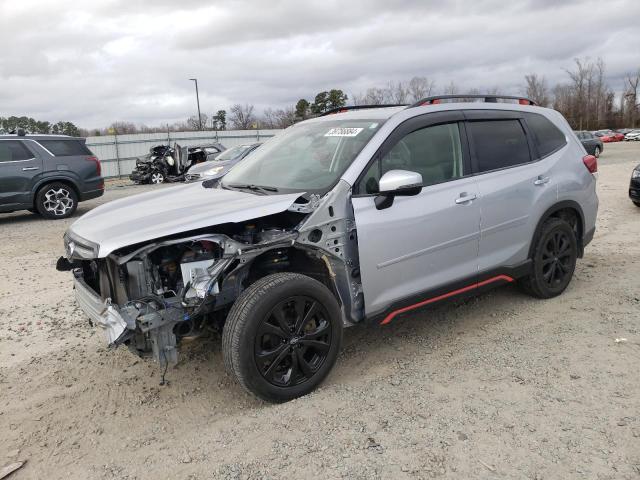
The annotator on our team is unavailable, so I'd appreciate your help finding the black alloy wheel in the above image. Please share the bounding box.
[222,273,342,403]
[540,230,574,289]
[254,295,332,387]
[520,217,577,299]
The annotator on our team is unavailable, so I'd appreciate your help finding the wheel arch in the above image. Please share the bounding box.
[32,177,81,209]
[243,247,343,305]
[528,200,586,259]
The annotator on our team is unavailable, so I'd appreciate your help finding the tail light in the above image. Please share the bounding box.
[86,156,101,176]
[582,154,597,174]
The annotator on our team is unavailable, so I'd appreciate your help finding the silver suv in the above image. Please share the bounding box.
[57,96,598,402]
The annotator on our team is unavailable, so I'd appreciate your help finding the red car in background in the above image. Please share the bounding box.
[594,130,624,142]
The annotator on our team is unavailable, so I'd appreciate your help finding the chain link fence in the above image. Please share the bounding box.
[86,129,283,178]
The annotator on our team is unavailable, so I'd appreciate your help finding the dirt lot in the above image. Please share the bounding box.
[1,143,639,479]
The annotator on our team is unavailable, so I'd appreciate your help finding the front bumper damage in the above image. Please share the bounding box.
[63,231,300,367]
[74,274,128,344]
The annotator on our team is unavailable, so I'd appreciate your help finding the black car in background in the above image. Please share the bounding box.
[130,143,226,184]
[0,131,103,219]
[575,131,603,157]
[630,164,640,207]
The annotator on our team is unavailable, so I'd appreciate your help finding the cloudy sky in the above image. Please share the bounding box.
[1,0,639,129]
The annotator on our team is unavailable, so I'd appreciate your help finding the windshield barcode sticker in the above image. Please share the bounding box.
[324,127,363,137]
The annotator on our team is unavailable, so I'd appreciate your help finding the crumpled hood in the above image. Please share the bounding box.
[68,183,303,257]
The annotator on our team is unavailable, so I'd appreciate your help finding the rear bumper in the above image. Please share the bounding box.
[73,273,128,345]
[79,188,104,202]
[630,179,640,201]
[583,227,595,248]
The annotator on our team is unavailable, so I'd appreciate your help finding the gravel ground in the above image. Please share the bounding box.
[1,143,639,479]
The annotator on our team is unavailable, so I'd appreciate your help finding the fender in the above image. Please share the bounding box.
[528,200,586,258]
[31,172,81,198]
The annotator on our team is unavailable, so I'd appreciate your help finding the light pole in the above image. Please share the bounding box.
[189,78,202,130]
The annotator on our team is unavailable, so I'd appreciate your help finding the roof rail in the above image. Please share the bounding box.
[320,104,407,116]
[408,95,537,108]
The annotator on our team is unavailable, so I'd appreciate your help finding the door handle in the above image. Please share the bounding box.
[534,175,550,185]
[455,193,477,204]
[22,167,39,171]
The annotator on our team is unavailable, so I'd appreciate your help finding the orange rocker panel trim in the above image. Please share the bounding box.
[380,275,514,325]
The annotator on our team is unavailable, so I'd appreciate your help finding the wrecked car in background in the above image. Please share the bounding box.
[184,143,261,182]
[57,96,598,403]
[129,143,226,184]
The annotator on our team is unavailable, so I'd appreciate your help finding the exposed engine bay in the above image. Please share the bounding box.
[60,183,364,368]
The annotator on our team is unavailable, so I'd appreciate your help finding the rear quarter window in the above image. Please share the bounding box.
[523,113,566,158]
[39,139,93,157]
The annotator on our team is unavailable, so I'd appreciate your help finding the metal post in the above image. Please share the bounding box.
[189,78,202,130]
[114,133,121,178]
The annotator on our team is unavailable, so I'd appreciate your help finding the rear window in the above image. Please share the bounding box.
[524,113,566,157]
[0,141,33,162]
[39,140,92,157]
[467,119,531,172]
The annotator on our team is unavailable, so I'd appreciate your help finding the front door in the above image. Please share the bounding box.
[351,113,481,318]
[0,140,42,211]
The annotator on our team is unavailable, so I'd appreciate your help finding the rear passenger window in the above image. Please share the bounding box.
[467,120,531,172]
[0,141,33,162]
[39,140,92,156]
[523,113,566,157]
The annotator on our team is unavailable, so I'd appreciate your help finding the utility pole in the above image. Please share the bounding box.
[189,78,202,130]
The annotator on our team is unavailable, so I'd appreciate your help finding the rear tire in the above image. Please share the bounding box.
[594,146,601,157]
[633,201,640,208]
[222,273,343,403]
[520,218,577,299]
[35,182,78,219]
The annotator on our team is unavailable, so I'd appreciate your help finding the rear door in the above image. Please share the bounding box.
[352,111,481,317]
[465,110,564,274]
[0,140,43,210]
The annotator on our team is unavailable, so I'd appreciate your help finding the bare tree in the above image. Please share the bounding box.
[187,114,208,131]
[229,104,255,130]
[624,69,640,127]
[386,80,407,104]
[406,76,435,102]
[443,81,459,95]
[108,121,138,134]
[261,108,277,129]
[524,74,551,107]
[273,107,296,129]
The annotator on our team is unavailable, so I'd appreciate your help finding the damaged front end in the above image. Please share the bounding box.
[57,179,365,370]
[60,225,299,367]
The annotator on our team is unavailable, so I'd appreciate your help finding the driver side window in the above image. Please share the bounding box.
[360,122,464,194]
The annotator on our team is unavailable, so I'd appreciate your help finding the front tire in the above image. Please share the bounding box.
[520,218,577,299]
[35,182,78,219]
[150,172,165,184]
[222,273,343,403]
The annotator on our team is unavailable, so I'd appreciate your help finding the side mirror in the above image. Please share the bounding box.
[375,170,423,210]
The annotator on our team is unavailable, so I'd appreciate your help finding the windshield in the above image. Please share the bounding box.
[214,144,254,162]
[221,119,384,194]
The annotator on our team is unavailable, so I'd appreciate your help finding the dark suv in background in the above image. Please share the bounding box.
[0,132,103,219]
[575,130,603,157]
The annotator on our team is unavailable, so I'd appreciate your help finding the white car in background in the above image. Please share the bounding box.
[624,130,640,141]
